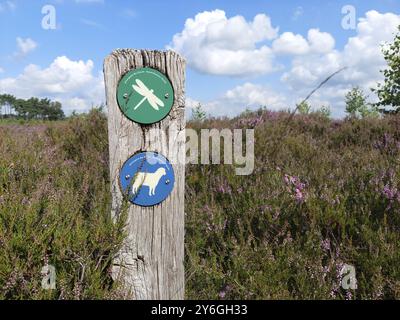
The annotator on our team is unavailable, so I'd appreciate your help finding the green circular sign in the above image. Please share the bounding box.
[117,67,174,124]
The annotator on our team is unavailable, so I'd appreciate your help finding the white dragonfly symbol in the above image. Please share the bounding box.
[132,79,165,111]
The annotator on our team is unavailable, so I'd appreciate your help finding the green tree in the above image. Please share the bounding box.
[0,94,65,120]
[46,101,64,120]
[345,87,378,118]
[191,103,206,121]
[316,105,331,118]
[13,98,38,119]
[297,101,312,115]
[373,26,400,113]
[0,94,16,117]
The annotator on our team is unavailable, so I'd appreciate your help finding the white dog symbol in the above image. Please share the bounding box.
[131,167,166,196]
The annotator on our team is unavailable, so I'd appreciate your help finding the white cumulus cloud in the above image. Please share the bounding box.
[224,82,286,108]
[190,82,287,117]
[169,9,279,76]
[281,10,400,116]
[272,29,335,55]
[272,32,310,55]
[0,56,104,114]
[307,29,335,54]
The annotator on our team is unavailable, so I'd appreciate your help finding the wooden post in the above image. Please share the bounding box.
[103,49,185,299]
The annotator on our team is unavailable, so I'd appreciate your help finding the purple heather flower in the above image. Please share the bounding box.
[345,290,353,300]
[218,284,232,299]
[284,174,307,203]
[321,239,331,252]
[382,184,398,201]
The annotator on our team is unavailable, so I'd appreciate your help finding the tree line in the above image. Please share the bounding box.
[0,94,65,120]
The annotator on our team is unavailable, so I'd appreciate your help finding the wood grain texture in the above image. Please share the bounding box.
[103,49,185,300]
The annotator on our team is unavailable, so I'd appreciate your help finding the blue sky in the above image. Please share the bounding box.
[0,0,399,117]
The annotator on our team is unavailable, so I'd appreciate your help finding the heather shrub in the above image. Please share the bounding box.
[0,110,126,299]
[185,110,400,299]
[1,108,399,299]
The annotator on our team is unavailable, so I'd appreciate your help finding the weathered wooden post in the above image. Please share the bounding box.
[104,49,185,299]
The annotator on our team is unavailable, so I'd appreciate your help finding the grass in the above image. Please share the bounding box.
[0,108,400,299]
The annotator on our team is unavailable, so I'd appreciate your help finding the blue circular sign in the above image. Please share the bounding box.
[119,151,175,207]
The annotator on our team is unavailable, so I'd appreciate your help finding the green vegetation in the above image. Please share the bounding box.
[0,110,126,299]
[296,101,312,115]
[296,101,331,119]
[0,94,65,120]
[1,109,400,299]
[345,87,378,118]
[373,26,400,113]
[191,103,207,121]
[0,23,399,301]
[316,105,331,118]
[185,110,400,299]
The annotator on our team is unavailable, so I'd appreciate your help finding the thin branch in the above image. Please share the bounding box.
[286,67,348,124]
[270,67,348,159]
